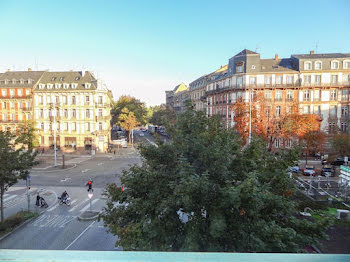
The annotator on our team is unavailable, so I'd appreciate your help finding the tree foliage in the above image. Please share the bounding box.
[116,108,140,141]
[100,107,330,252]
[112,96,148,125]
[149,104,176,126]
[232,95,321,150]
[0,122,38,222]
[331,133,350,157]
[300,131,326,156]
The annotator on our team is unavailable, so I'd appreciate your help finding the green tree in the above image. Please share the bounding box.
[112,96,148,125]
[149,104,176,126]
[100,107,330,252]
[0,123,38,222]
[331,133,350,157]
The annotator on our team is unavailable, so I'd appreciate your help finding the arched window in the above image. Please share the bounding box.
[331,60,339,69]
[304,61,312,70]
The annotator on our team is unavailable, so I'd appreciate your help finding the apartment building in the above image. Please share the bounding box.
[165,82,189,113]
[205,49,350,135]
[0,70,44,132]
[33,71,113,152]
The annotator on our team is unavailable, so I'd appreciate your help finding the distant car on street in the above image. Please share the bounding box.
[321,166,333,177]
[289,166,300,173]
[303,165,316,176]
[331,157,345,166]
[139,133,144,137]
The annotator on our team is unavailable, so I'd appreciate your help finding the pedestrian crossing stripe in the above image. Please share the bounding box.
[31,214,77,228]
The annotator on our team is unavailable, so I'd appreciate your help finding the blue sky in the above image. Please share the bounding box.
[0,0,349,105]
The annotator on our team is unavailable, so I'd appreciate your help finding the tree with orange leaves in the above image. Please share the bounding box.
[232,93,321,150]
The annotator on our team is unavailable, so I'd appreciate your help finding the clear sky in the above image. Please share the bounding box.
[0,0,349,106]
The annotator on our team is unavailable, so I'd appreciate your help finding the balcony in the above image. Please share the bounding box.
[95,115,111,121]
[95,103,108,108]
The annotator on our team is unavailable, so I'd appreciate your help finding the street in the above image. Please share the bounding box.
[0,132,156,250]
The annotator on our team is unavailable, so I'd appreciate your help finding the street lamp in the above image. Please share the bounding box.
[50,102,60,167]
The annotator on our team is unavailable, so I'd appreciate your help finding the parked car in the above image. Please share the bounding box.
[289,166,300,173]
[331,157,345,166]
[303,165,316,176]
[321,166,333,177]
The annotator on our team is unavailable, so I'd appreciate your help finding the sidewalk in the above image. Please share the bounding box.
[2,187,57,221]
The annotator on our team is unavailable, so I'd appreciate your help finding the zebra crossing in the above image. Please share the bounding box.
[65,157,92,164]
[31,214,77,228]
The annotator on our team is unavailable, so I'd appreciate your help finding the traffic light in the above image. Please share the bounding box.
[87,180,93,192]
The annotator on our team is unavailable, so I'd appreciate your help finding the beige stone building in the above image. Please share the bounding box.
[33,71,113,153]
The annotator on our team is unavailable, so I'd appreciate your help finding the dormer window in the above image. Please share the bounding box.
[12,79,16,84]
[71,83,77,89]
[331,60,339,69]
[4,79,8,84]
[75,76,80,81]
[51,77,56,81]
[59,77,64,81]
[63,83,69,89]
[38,84,45,89]
[315,61,322,70]
[304,61,312,70]
[236,62,243,73]
[20,79,24,84]
[28,79,32,84]
[47,84,53,89]
[343,60,350,69]
[85,83,91,89]
[55,83,61,89]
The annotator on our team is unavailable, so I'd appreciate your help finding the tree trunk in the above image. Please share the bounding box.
[0,184,4,223]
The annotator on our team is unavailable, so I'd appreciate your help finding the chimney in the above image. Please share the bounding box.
[28,68,32,71]
[275,54,279,60]
[310,50,315,55]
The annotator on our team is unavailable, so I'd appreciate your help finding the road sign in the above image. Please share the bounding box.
[27,175,31,180]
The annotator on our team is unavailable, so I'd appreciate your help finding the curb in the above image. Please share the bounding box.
[31,164,77,173]
[77,211,100,221]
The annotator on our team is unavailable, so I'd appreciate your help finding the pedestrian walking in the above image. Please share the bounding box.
[36,193,40,206]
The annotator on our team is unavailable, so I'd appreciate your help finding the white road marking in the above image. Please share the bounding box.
[32,214,76,228]
[64,221,95,250]
[3,194,9,198]
[82,169,90,173]
[97,162,104,166]
[60,177,71,182]
[80,199,99,213]
[68,198,89,212]
[3,195,17,202]
[6,186,26,192]
[47,203,59,212]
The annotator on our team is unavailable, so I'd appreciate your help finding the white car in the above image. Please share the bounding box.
[139,133,144,137]
[122,141,128,148]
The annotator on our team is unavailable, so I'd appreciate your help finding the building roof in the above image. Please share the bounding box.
[0,71,45,88]
[234,49,259,56]
[260,58,297,73]
[173,82,188,93]
[292,53,350,59]
[36,71,97,91]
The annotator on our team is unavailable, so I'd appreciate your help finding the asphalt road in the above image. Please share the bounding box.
[0,132,155,251]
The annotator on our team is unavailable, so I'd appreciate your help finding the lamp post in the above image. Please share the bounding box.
[50,102,60,167]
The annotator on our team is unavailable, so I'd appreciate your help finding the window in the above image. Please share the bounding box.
[40,109,44,118]
[304,90,310,101]
[72,96,76,105]
[303,106,310,114]
[314,105,321,116]
[314,89,321,101]
[264,90,272,101]
[41,123,44,130]
[51,77,56,81]
[85,96,90,103]
[251,65,256,69]
[98,96,103,104]
[330,105,337,116]
[27,113,31,120]
[286,106,292,114]
[341,89,349,101]
[64,109,68,118]
[315,75,321,84]
[2,114,7,121]
[55,83,61,89]
[19,102,22,109]
[59,77,65,81]
[265,76,271,85]
[315,61,322,70]
[63,84,69,89]
[86,109,90,118]
[274,139,280,148]
[344,74,350,83]
[63,96,67,105]
[55,96,59,104]
[331,75,338,84]
[341,106,349,116]
[276,76,282,85]
[10,102,14,109]
[99,122,103,131]
[71,83,77,89]
[331,60,339,69]
[56,109,59,117]
[304,75,311,84]
[330,90,337,101]
[1,90,6,97]
[344,60,350,69]
[286,90,293,101]
[72,109,76,118]
[275,90,282,101]
[98,109,103,117]
[249,77,256,86]
[39,96,43,104]
[72,122,76,131]
[236,65,243,73]
[329,122,336,134]
[26,89,30,96]
[304,61,312,70]
[237,77,243,87]
[65,123,68,131]
[275,106,281,116]
[18,89,22,96]
[85,83,91,89]
[47,96,51,103]
[341,122,348,133]
[10,89,14,97]
[286,76,293,85]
